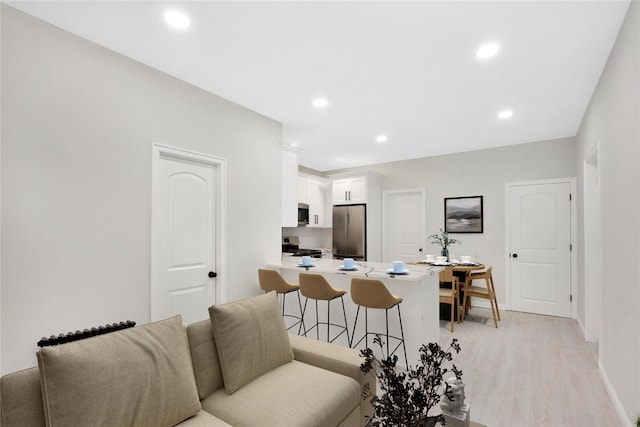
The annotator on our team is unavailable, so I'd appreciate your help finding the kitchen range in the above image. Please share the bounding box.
[282,236,323,258]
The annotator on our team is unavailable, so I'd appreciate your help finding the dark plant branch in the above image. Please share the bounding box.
[360,336,462,426]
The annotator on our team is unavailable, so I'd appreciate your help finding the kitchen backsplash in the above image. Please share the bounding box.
[282,227,332,250]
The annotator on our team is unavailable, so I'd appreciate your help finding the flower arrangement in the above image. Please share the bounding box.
[428,228,461,250]
[360,336,463,427]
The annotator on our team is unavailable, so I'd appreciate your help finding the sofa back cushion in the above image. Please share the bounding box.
[36,315,201,427]
[0,367,45,427]
[186,319,224,399]
[209,291,293,394]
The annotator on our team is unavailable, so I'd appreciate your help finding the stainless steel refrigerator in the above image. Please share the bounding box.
[332,204,366,260]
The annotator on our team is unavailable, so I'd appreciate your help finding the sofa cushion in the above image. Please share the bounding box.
[36,315,201,427]
[201,360,360,427]
[175,410,232,426]
[186,319,224,399]
[208,291,293,393]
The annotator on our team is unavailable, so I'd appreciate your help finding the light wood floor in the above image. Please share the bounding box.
[437,308,621,427]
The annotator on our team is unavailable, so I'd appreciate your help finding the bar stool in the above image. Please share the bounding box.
[258,269,305,334]
[465,266,500,328]
[350,278,408,368]
[298,273,350,346]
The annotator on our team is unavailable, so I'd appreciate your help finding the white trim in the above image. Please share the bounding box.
[382,188,426,262]
[583,140,602,343]
[504,177,577,318]
[599,360,632,426]
[150,144,228,321]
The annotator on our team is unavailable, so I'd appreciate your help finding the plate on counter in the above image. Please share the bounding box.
[386,268,410,275]
[458,262,480,266]
[431,262,452,266]
[297,264,315,268]
[338,266,358,271]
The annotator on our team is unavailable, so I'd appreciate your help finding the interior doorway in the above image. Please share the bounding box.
[506,178,576,318]
[150,144,227,325]
[382,189,425,263]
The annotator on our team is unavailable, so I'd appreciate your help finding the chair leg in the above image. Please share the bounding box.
[340,296,351,347]
[397,305,408,368]
[385,309,390,359]
[296,291,306,335]
[326,299,331,342]
[351,305,361,348]
[450,298,454,332]
[301,297,310,337]
[314,299,320,340]
[489,294,499,328]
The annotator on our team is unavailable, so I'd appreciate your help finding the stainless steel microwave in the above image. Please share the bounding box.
[298,203,309,226]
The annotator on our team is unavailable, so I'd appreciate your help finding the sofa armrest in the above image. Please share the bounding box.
[0,367,45,427]
[288,333,375,425]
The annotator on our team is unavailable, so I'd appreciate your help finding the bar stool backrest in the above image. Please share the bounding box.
[258,269,296,294]
[299,273,341,300]
[351,278,402,310]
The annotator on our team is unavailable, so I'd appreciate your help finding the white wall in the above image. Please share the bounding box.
[1,6,283,374]
[326,137,577,313]
[575,1,639,423]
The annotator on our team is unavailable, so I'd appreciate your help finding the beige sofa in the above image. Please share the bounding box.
[0,292,374,426]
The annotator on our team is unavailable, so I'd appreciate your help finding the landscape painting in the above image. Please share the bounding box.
[445,196,483,233]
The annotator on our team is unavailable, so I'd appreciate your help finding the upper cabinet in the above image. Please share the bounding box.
[332,176,367,204]
[298,174,330,228]
[282,147,299,227]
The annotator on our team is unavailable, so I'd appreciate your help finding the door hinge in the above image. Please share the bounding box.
[569,193,572,201]
[570,294,573,302]
[570,244,573,251]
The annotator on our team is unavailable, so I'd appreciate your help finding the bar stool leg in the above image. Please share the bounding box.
[385,309,390,359]
[351,305,361,348]
[340,296,351,347]
[397,305,408,368]
[314,299,320,340]
[296,291,306,335]
[326,300,331,342]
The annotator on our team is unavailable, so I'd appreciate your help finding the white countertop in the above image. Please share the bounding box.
[269,257,441,282]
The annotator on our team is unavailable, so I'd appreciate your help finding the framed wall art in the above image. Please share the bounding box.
[444,196,483,233]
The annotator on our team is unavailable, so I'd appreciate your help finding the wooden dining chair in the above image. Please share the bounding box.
[439,270,461,332]
[465,266,500,328]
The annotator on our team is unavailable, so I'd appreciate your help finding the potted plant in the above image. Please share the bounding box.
[428,228,460,261]
[360,336,463,427]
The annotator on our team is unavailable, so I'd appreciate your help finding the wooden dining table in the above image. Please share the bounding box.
[409,261,486,320]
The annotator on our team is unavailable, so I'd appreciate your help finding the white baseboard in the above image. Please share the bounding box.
[598,360,632,426]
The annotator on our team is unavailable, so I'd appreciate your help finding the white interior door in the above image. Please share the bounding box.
[383,189,425,262]
[151,145,223,325]
[508,180,572,317]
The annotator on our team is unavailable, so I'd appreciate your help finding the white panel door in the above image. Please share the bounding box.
[383,189,425,263]
[509,182,571,317]
[152,149,218,325]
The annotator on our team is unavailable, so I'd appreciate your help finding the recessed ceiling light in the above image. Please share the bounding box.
[312,98,329,109]
[376,135,388,143]
[477,43,499,59]
[164,10,190,30]
[498,110,513,119]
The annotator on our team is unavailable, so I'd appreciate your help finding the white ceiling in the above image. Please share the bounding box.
[7,1,631,172]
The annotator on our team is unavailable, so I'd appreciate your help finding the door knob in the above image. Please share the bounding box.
[512,253,518,258]
[208,271,217,278]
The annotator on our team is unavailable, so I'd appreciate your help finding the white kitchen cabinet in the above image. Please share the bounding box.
[281,147,299,227]
[299,174,330,227]
[329,172,383,261]
[332,176,367,204]
[298,177,308,203]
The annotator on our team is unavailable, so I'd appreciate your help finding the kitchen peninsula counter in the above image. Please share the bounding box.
[265,258,442,367]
